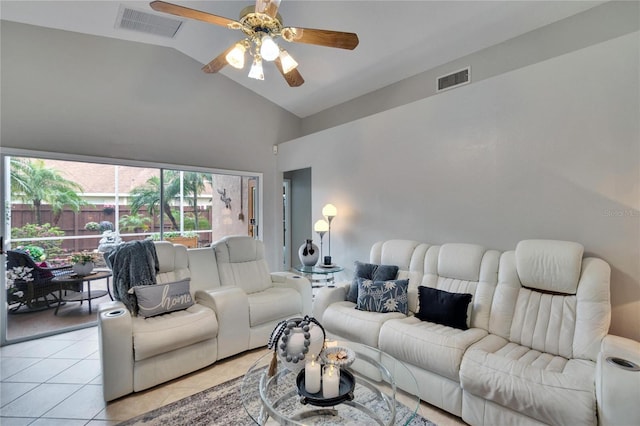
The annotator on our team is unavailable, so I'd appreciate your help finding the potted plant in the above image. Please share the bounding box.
[84,221,100,232]
[6,266,32,305]
[102,204,115,214]
[69,251,98,276]
[165,231,198,248]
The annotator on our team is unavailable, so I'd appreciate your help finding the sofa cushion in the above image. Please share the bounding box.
[437,243,486,282]
[322,301,405,347]
[214,237,272,294]
[515,240,584,294]
[347,261,399,303]
[380,316,488,381]
[132,303,218,361]
[247,287,301,327]
[416,286,472,330]
[132,279,194,318]
[460,334,597,426]
[356,278,409,314]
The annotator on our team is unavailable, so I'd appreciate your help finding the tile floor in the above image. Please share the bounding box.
[0,326,465,425]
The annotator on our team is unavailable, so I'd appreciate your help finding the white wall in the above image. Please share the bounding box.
[0,21,301,269]
[278,33,640,341]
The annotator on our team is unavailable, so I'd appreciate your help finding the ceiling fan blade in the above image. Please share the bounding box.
[255,0,281,18]
[202,44,237,73]
[282,27,359,50]
[274,57,304,87]
[150,1,239,28]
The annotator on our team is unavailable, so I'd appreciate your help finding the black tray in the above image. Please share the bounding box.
[296,368,355,407]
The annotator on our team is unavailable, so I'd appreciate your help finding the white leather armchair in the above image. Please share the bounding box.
[196,236,312,359]
[98,242,218,401]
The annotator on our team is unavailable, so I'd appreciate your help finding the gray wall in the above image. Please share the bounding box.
[284,168,312,267]
[278,32,640,341]
[0,21,301,269]
[302,1,640,136]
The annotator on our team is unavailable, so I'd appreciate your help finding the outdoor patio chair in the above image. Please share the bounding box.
[6,250,74,312]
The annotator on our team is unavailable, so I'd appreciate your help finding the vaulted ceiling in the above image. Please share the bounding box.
[1,1,604,117]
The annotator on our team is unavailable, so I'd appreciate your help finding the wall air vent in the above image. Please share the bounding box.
[116,5,182,38]
[437,67,471,92]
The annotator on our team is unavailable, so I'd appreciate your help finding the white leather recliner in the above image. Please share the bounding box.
[459,240,611,425]
[196,236,312,359]
[98,237,312,401]
[98,242,218,401]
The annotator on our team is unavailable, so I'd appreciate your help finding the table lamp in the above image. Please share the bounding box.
[322,204,337,265]
[314,219,329,264]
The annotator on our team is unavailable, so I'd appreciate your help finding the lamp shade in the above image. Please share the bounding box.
[322,204,337,219]
[248,56,264,80]
[314,220,329,233]
[260,35,280,61]
[225,43,246,69]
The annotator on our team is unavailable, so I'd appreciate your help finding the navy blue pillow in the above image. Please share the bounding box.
[416,286,472,330]
[347,261,399,303]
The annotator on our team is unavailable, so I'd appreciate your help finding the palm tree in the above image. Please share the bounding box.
[129,172,211,232]
[164,171,211,232]
[10,158,87,225]
[130,176,179,230]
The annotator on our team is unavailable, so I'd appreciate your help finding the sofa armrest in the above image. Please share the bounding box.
[312,285,348,322]
[196,287,250,359]
[271,272,312,316]
[596,334,640,426]
[98,301,134,401]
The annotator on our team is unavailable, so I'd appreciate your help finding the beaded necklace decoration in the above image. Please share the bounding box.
[267,315,326,376]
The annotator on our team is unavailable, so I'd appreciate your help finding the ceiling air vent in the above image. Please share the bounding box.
[116,5,183,38]
[437,67,470,92]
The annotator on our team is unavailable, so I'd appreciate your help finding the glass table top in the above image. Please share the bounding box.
[241,340,420,425]
[293,265,344,274]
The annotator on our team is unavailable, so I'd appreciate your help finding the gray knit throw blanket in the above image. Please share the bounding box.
[106,239,159,314]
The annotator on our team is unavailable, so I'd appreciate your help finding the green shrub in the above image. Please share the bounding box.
[11,223,65,258]
[84,221,100,231]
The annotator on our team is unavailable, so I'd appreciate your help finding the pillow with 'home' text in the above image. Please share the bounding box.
[416,286,472,330]
[356,278,409,315]
[131,278,194,318]
[347,261,399,303]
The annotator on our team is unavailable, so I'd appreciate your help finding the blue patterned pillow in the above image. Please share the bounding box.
[356,278,409,315]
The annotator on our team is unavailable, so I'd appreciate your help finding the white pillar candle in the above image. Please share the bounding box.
[305,356,321,394]
[322,364,340,399]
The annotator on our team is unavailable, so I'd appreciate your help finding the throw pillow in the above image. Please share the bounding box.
[347,261,399,303]
[416,286,472,330]
[356,278,409,315]
[131,278,194,318]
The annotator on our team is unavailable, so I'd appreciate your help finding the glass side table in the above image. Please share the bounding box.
[293,264,344,288]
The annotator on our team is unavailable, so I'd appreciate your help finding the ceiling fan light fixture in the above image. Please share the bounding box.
[248,55,265,80]
[225,42,246,69]
[260,34,280,61]
[279,49,298,74]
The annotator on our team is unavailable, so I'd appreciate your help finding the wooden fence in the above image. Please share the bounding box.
[9,204,214,255]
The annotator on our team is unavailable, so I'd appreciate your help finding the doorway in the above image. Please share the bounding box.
[282,168,312,270]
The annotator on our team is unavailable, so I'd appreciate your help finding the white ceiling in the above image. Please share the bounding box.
[1,1,604,117]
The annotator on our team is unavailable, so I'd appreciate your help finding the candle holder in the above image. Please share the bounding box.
[296,367,355,407]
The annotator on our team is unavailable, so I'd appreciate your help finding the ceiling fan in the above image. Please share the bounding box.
[150,0,359,87]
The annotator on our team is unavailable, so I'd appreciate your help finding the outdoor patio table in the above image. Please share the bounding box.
[52,270,113,315]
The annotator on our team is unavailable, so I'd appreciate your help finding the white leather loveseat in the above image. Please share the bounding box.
[98,236,311,401]
[313,239,640,426]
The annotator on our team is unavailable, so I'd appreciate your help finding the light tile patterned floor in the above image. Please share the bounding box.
[0,326,465,425]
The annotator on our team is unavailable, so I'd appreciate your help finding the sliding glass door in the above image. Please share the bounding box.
[1,152,260,344]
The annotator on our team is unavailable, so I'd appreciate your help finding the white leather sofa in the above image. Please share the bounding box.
[313,239,640,426]
[98,237,311,401]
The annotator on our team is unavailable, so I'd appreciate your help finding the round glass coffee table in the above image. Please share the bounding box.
[241,340,420,425]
